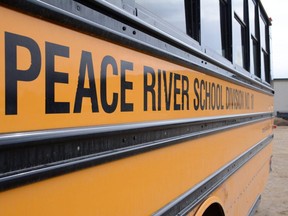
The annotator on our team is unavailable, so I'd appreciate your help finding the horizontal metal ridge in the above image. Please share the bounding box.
[0,112,272,146]
[153,135,273,216]
[0,112,272,190]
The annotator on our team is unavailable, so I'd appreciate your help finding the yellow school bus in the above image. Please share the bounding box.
[0,0,273,215]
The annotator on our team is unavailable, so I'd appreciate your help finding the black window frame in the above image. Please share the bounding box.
[118,0,271,83]
[198,0,232,60]
[185,0,200,41]
[232,0,249,70]
[248,0,261,77]
[259,13,270,83]
[220,0,232,61]
[251,36,261,77]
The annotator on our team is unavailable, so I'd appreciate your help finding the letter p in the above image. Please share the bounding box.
[5,32,41,114]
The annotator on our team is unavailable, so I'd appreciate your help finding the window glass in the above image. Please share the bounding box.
[201,0,222,55]
[261,50,270,82]
[260,16,267,50]
[249,0,256,36]
[250,39,255,75]
[249,0,259,76]
[135,0,186,33]
[261,50,265,79]
[220,0,231,60]
[233,18,244,67]
[260,13,269,82]
[251,38,260,76]
[233,0,248,69]
[264,52,270,82]
[186,0,200,41]
[233,0,244,21]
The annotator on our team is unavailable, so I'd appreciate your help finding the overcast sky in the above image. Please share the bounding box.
[261,0,288,78]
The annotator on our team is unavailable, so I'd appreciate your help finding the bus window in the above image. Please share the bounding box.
[232,0,248,70]
[249,0,256,36]
[220,0,232,61]
[234,0,244,21]
[201,0,231,59]
[260,16,267,50]
[201,0,222,55]
[233,17,245,67]
[260,15,270,82]
[135,0,186,34]
[249,0,260,77]
[252,39,260,77]
[185,0,200,41]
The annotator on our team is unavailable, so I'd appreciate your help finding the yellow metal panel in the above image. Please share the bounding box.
[197,142,272,216]
[0,7,273,133]
[0,120,273,215]
[0,6,273,216]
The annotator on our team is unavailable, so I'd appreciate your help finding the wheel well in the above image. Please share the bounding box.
[202,203,225,216]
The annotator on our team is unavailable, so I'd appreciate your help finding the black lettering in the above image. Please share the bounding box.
[234,89,237,109]
[5,32,41,115]
[226,87,246,110]
[174,73,181,110]
[163,71,173,110]
[74,51,99,113]
[206,81,211,110]
[221,86,224,110]
[182,75,189,110]
[245,93,250,109]
[101,55,118,113]
[200,79,205,110]
[216,84,221,110]
[211,83,215,110]
[157,70,162,111]
[193,78,199,111]
[226,87,230,109]
[143,66,156,111]
[121,60,133,112]
[46,42,69,114]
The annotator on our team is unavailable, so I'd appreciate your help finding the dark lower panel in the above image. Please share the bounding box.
[0,113,272,190]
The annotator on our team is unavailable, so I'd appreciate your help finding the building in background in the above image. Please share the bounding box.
[273,79,288,118]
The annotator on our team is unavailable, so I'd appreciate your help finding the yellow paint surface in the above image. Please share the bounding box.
[0,120,273,215]
[0,7,273,133]
[0,6,273,216]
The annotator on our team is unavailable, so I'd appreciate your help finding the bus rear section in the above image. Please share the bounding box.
[0,0,273,215]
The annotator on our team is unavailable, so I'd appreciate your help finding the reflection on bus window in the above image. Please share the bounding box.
[233,18,244,67]
[252,39,260,76]
[249,0,256,36]
[260,16,267,50]
[260,15,270,82]
[220,0,232,60]
[232,0,248,69]
[249,0,260,77]
[233,0,244,21]
[135,0,186,33]
[261,51,269,80]
[201,0,222,56]
[200,0,231,59]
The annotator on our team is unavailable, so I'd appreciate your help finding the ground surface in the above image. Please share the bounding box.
[255,124,288,216]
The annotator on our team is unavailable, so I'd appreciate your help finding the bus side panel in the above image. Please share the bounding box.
[193,142,272,216]
[0,120,273,215]
[0,6,273,133]
[0,5,273,216]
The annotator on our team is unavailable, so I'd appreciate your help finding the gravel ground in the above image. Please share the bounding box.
[255,126,288,216]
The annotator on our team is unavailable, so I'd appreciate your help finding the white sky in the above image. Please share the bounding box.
[261,0,288,78]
